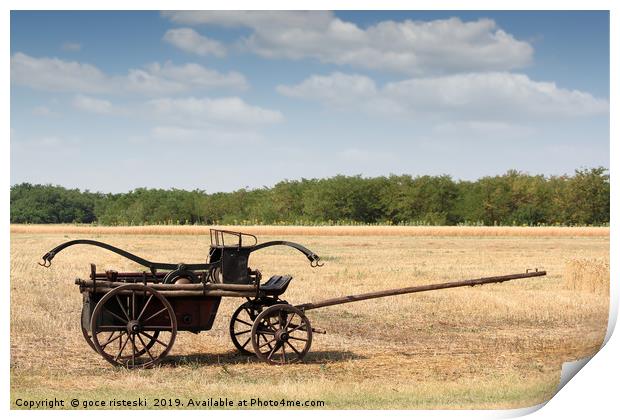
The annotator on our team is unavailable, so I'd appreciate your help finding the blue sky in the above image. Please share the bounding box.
[10,11,609,193]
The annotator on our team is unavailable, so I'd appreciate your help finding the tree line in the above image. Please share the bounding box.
[10,167,610,226]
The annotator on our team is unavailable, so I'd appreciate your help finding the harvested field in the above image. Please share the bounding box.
[10,226,609,409]
[564,259,609,295]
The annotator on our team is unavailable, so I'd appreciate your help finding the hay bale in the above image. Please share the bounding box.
[564,258,609,295]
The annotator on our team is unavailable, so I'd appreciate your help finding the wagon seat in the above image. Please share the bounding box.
[260,274,293,296]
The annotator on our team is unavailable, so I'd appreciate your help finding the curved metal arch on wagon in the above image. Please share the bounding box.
[38,237,324,272]
[38,239,212,272]
[250,240,324,267]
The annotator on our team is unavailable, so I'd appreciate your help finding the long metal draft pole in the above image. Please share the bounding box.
[297,270,546,311]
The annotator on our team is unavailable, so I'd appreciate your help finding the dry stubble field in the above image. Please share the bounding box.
[10,225,609,409]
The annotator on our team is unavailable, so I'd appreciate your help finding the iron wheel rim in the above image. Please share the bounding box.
[251,304,312,365]
[90,284,177,369]
[230,302,262,355]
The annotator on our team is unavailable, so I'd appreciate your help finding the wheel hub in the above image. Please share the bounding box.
[127,320,141,334]
[275,329,289,342]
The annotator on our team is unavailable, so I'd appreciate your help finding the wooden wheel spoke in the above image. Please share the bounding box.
[143,307,167,323]
[288,336,308,342]
[281,343,287,363]
[141,331,169,348]
[267,342,281,360]
[137,294,154,321]
[258,336,277,349]
[114,334,130,361]
[269,317,281,329]
[131,291,136,320]
[103,308,128,324]
[115,296,130,321]
[137,333,155,362]
[130,333,137,367]
[234,328,252,336]
[100,331,123,350]
[243,307,254,319]
[259,333,274,351]
[99,331,115,350]
[288,323,306,334]
[283,314,294,330]
[235,318,253,327]
[97,325,125,330]
[240,336,252,349]
[285,341,302,356]
[257,322,275,334]
[278,311,288,330]
[269,317,282,331]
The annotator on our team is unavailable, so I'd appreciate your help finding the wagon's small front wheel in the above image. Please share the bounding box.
[230,301,263,355]
[90,284,177,369]
[251,304,312,365]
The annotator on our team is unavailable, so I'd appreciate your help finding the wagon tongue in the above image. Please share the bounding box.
[295,270,547,311]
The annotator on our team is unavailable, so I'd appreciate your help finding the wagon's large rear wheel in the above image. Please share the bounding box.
[90,284,177,369]
[230,301,263,355]
[83,304,161,356]
[81,304,97,352]
[251,304,312,365]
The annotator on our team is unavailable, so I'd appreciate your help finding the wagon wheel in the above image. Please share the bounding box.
[90,284,177,369]
[82,303,161,356]
[251,304,312,365]
[80,304,97,352]
[229,301,263,355]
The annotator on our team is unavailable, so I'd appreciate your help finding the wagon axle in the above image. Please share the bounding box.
[41,228,546,368]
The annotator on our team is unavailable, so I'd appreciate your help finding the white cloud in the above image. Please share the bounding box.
[163,28,225,56]
[62,42,82,52]
[72,94,113,114]
[163,11,533,75]
[277,72,377,107]
[147,97,284,125]
[11,53,247,95]
[130,62,246,94]
[67,93,282,128]
[11,52,109,94]
[383,72,609,118]
[278,72,609,120]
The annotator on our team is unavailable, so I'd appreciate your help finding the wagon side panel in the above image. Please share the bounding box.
[170,296,222,332]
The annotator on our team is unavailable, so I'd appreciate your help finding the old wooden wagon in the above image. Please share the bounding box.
[39,229,546,368]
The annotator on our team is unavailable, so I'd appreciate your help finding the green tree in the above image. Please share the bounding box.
[10,168,610,226]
